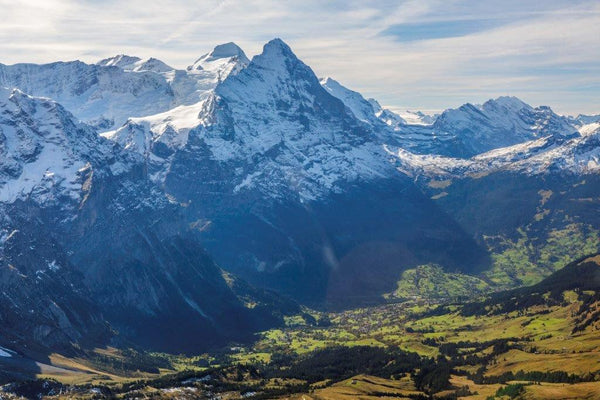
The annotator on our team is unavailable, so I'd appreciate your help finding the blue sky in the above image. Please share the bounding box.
[0,0,598,115]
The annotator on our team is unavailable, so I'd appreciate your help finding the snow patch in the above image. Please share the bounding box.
[0,346,14,357]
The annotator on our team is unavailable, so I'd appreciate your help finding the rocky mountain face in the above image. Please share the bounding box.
[388,124,600,287]
[0,219,110,355]
[105,39,487,305]
[320,77,398,128]
[319,80,579,159]
[84,39,599,304]
[0,88,113,353]
[427,97,579,158]
[0,38,597,354]
[0,87,296,354]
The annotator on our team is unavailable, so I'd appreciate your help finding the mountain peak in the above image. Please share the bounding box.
[0,88,113,205]
[366,98,383,113]
[319,77,347,95]
[430,94,578,157]
[217,37,322,103]
[209,42,247,59]
[264,37,291,51]
[96,55,173,73]
[256,38,296,63]
[96,54,142,69]
[242,38,307,79]
[483,96,531,112]
[133,57,174,73]
[187,42,249,74]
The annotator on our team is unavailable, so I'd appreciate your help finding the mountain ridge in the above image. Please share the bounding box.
[0,38,597,356]
[0,86,299,354]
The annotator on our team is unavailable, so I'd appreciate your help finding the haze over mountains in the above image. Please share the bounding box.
[0,38,598,357]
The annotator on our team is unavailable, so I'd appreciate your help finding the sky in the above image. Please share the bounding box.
[0,0,598,115]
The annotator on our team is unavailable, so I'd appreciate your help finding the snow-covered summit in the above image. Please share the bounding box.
[104,38,595,202]
[215,38,351,123]
[574,114,600,126]
[428,96,579,157]
[187,42,249,78]
[96,54,142,69]
[0,87,117,205]
[191,42,248,65]
[318,78,578,159]
[319,77,435,129]
[249,38,296,68]
[107,38,393,200]
[131,57,174,73]
[0,44,252,131]
[388,127,600,180]
[566,114,600,136]
[2,38,593,200]
[482,96,530,113]
[0,60,176,131]
[97,55,174,73]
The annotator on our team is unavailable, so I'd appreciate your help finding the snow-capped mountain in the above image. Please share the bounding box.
[568,113,600,126]
[320,77,392,127]
[567,113,600,137]
[167,42,250,105]
[0,44,250,132]
[0,87,296,353]
[110,40,394,198]
[103,39,486,303]
[320,78,577,159]
[426,96,579,157]
[388,128,600,180]
[97,54,174,73]
[0,61,176,131]
[373,103,412,127]
[320,77,411,131]
[318,75,475,163]
[0,87,117,206]
[206,39,394,199]
[97,54,142,69]
[101,39,598,304]
[187,42,250,79]
[0,37,598,355]
[0,89,121,350]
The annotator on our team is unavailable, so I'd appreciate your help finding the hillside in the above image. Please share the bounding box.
[2,255,600,399]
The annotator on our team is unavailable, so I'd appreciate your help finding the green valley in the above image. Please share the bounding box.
[3,255,600,399]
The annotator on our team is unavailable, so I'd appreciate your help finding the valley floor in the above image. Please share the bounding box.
[2,256,600,399]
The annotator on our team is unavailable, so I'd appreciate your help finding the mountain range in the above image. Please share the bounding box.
[0,38,598,357]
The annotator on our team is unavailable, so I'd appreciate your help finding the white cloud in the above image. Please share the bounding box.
[0,0,598,114]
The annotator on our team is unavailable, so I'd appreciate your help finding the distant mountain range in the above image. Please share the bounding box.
[0,38,598,355]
